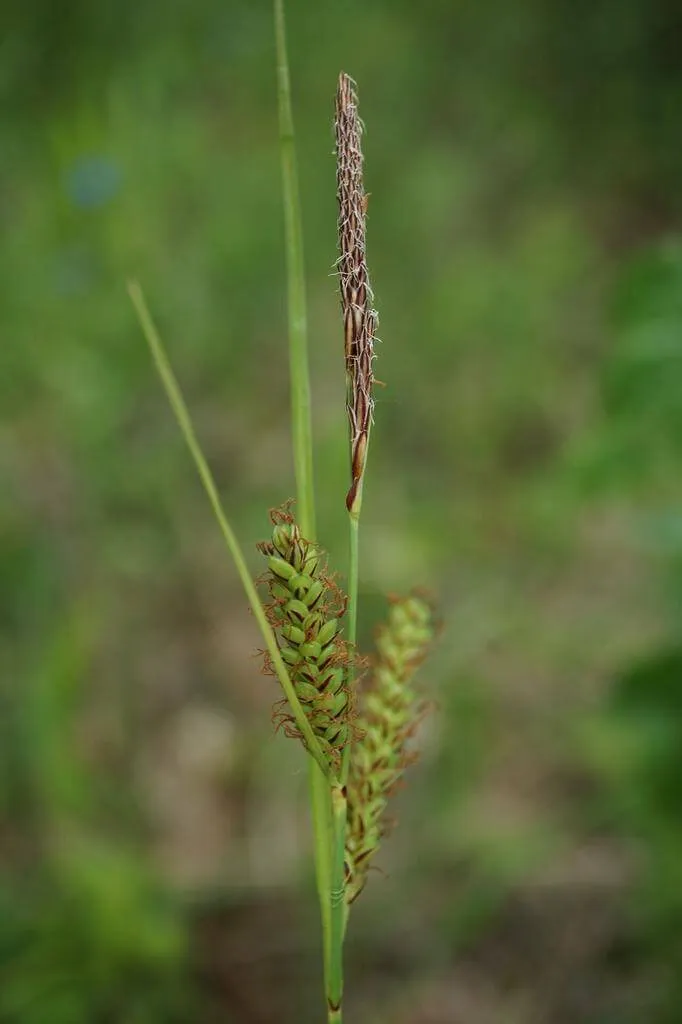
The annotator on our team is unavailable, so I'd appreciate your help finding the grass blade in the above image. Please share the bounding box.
[274,0,315,541]
[274,0,336,1011]
[127,280,331,781]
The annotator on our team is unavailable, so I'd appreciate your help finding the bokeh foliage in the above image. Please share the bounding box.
[2,0,682,1020]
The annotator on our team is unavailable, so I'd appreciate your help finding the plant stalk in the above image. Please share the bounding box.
[127,281,331,784]
[274,1,337,1016]
[274,0,314,534]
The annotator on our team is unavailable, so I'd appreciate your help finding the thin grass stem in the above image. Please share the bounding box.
[273,1,336,1013]
[127,280,331,782]
[328,780,348,1019]
[347,507,361,659]
[274,0,314,539]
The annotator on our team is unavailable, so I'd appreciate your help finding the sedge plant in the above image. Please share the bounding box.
[129,3,436,1020]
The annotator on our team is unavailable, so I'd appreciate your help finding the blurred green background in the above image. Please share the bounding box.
[3,0,682,1020]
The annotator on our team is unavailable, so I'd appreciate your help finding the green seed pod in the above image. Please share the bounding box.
[318,642,337,667]
[302,610,325,635]
[309,709,333,731]
[298,640,322,661]
[304,552,321,575]
[270,581,292,603]
[325,721,349,747]
[290,573,312,598]
[318,666,344,694]
[298,663,319,683]
[268,555,297,581]
[281,623,306,646]
[272,524,294,557]
[292,541,310,573]
[317,619,339,647]
[280,646,301,666]
[329,689,349,716]
[302,579,325,608]
[295,681,321,703]
[284,599,310,625]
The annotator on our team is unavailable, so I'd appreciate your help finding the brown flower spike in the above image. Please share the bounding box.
[335,72,377,515]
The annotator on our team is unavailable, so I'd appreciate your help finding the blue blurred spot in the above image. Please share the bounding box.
[65,155,122,209]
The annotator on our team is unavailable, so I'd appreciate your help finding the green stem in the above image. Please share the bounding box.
[127,281,331,784]
[328,781,348,1018]
[274,0,314,538]
[347,508,361,654]
[326,506,362,1018]
[274,0,335,1015]
[309,763,332,994]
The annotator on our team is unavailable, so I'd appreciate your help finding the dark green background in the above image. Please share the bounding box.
[3,1,682,1020]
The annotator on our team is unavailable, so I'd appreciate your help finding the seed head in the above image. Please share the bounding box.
[345,594,434,902]
[335,72,377,515]
[257,506,355,770]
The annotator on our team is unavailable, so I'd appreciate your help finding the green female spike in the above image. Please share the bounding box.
[345,593,434,903]
[257,507,355,773]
